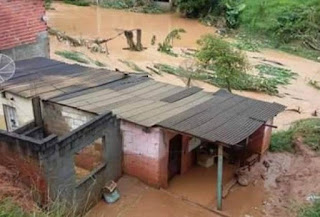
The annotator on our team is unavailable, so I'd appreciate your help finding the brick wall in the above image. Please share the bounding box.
[0,0,47,50]
[121,121,165,187]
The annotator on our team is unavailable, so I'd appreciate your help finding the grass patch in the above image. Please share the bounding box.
[63,0,90,6]
[0,198,70,217]
[299,200,320,217]
[55,50,90,64]
[55,50,107,67]
[119,59,146,73]
[309,80,320,90]
[256,64,297,86]
[270,118,320,152]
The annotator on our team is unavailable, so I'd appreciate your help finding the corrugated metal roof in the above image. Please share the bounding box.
[3,58,286,145]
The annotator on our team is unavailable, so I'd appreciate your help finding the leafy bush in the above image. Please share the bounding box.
[270,118,320,152]
[63,0,90,6]
[176,0,211,18]
[240,0,320,45]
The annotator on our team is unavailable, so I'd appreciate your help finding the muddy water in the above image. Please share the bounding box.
[48,3,216,62]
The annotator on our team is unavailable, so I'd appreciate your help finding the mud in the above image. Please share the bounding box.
[86,175,219,217]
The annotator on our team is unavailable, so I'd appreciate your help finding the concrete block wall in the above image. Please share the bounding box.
[42,102,95,136]
[121,120,166,187]
[40,103,122,213]
[0,0,49,61]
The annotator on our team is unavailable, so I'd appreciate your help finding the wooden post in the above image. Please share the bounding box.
[136,29,143,51]
[217,144,223,210]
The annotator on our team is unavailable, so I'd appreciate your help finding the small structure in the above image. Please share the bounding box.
[0,58,285,211]
[0,97,122,213]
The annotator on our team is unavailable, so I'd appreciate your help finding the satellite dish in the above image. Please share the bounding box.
[0,54,15,84]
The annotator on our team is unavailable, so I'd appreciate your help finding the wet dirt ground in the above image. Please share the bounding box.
[86,175,219,217]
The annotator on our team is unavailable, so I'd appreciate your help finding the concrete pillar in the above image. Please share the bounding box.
[217,144,223,210]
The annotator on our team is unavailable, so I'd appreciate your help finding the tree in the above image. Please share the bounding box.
[196,34,249,92]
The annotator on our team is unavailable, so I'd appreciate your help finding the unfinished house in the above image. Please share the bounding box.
[0,57,285,211]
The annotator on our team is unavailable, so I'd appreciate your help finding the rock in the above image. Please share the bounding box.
[238,175,250,186]
[261,173,267,180]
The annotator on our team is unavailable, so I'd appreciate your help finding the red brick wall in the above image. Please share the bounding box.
[248,118,274,155]
[0,0,47,50]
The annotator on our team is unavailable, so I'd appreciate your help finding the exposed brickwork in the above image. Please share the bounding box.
[248,118,274,155]
[0,0,47,50]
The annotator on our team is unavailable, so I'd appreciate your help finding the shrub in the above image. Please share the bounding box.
[270,118,320,153]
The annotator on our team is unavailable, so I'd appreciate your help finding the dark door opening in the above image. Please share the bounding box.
[168,134,182,180]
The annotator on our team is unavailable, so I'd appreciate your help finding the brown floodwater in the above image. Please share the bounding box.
[48,3,216,60]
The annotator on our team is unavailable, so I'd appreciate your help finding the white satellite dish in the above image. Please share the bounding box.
[0,54,15,84]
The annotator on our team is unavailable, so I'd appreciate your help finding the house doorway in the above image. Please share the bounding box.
[168,134,182,180]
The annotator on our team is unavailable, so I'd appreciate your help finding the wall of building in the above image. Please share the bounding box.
[0,92,34,130]
[121,121,167,187]
[0,0,49,60]
[41,102,122,212]
[42,101,96,136]
[248,119,274,155]
[121,121,196,188]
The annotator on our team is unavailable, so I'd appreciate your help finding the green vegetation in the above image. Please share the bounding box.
[45,0,52,10]
[196,34,248,92]
[256,64,297,86]
[63,0,90,6]
[101,0,163,14]
[119,59,146,73]
[158,28,186,57]
[55,50,106,67]
[0,198,69,217]
[299,200,320,217]
[239,0,320,59]
[176,0,211,18]
[270,119,320,152]
[309,80,320,90]
[55,50,90,64]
